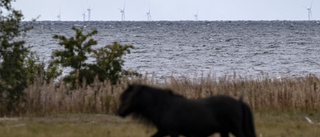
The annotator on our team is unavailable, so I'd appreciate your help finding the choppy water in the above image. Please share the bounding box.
[24,21,320,80]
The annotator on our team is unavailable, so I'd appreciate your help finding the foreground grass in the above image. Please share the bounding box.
[1,111,319,137]
[255,111,320,137]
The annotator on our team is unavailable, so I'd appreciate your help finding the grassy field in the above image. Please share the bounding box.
[1,111,320,137]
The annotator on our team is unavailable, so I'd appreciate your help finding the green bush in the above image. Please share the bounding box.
[0,0,138,116]
[92,42,134,84]
[51,26,97,87]
[0,0,33,115]
[51,27,137,87]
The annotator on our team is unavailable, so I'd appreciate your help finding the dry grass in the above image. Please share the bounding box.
[10,72,320,116]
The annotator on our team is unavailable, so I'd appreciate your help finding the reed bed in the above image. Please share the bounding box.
[20,72,320,116]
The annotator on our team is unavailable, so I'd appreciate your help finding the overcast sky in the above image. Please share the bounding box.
[12,0,318,21]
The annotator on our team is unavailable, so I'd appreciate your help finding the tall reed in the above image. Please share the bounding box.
[19,72,320,116]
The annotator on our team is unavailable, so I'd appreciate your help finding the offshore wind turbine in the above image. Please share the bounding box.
[146,9,151,21]
[87,7,92,21]
[194,12,198,21]
[82,12,86,21]
[194,7,198,21]
[86,0,92,21]
[80,1,86,21]
[146,2,151,21]
[119,2,126,21]
[306,0,313,20]
[57,7,61,21]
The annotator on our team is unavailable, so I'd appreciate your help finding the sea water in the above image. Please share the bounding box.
[24,21,320,80]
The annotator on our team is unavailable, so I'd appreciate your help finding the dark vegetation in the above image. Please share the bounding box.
[118,84,256,137]
[0,0,33,115]
[51,27,135,87]
[0,0,137,116]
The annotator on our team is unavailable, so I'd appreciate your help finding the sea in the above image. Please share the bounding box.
[23,21,320,81]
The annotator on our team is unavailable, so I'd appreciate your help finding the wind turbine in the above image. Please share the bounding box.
[307,0,313,20]
[80,1,86,21]
[194,7,198,21]
[87,7,92,21]
[86,0,92,21]
[57,7,61,21]
[119,3,126,21]
[82,12,86,21]
[146,5,151,21]
[194,13,198,21]
[146,9,151,21]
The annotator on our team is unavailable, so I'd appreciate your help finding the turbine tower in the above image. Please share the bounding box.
[82,12,86,21]
[146,9,151,21]
[194,13,198,21]
[307,0,313,20]
[80,1,86,21]
[87,7,92,21]
[194,7,198,21]
[57,7,61,21]
[86,0,92,21]
[146,0,151,21]
[119,3,126,21]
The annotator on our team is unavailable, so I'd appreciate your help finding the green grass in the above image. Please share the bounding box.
[255,111,320,137]
[0,114,152,137]
[1,112,320,137]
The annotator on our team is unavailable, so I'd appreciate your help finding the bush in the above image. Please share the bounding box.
[92,42,134,84]
[51,27,137,87]
[0,0,33,115]
[51,26,97,87]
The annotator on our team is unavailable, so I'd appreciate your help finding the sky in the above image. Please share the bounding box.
[12,0,318,21]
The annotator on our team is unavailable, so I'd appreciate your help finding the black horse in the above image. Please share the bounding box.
[118,84,256,137]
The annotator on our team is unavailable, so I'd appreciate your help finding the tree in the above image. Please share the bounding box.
[0,0,33,114]
[52,27,98,71]
[51,27,98,87]
[51,27,136,86]
[92,42,134,84]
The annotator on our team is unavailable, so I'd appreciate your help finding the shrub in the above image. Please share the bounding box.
[51,26,98,87]
[51,27,137,87]
[0,0,33,115]
[92,42,134,84]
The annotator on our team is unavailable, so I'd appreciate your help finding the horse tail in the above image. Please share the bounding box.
[241,98,256,137]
